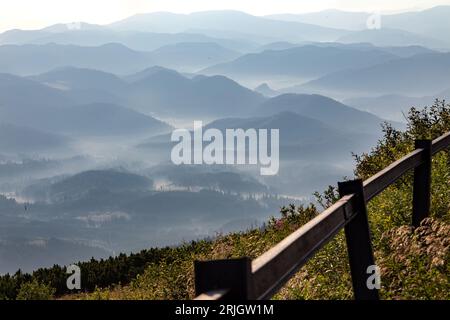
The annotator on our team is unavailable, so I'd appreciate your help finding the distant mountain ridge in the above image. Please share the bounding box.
[30,66,126,92]
[0,123,68,153]
[1,66,267,121]
[266,10,370,31]
[0,41,244,75]
[0,72,173,137]
[108,10,348,43]
[256,93,386,134]
[337,28,446,48]
[344,90,450,122]
[267,6,450,47]
[149,42,240,72]
[0,43,154,75]
[296,52,450,96]
[1,7,449,54]
[24,169,153,203]
[2,68,392,135]
[202,44,398,79]
[0,27,257,52]
[126,68,265,117]
[140,108,379,165]
[254,83,279,97]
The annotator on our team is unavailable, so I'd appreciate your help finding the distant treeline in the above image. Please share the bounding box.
[0,245,199,300]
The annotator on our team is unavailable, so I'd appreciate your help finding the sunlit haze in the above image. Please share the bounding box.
[1,0,450,32]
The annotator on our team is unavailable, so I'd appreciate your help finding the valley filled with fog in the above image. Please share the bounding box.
[1,7,450,274]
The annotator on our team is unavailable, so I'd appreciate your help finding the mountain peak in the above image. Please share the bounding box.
[254,83,279,97]
[127,66,186,84]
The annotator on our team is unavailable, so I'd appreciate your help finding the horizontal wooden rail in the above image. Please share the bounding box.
[194,132,450,300]
[364,132,450,201]
[431,131,450,155]
[363,149,423,201]
[251,195,355,300]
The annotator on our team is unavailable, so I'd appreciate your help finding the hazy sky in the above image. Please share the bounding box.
[1,0,450,32]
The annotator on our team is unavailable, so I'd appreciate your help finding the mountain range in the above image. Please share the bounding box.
[0,41,241,75]
[202,44,398,79]
[109,10,347,43]
[122,68,266,117]
[344,90,450,122]
[0,72,172,138]
[2,65,395,139]
[295,52,450,97]
[24,169,153,203]
[0,26,257,53]
[268,6,450,47]
[256,94,386,134]
[0,123,68,153]
[1,7,449,59]
[337,28,446,48]
[141,108,379,165]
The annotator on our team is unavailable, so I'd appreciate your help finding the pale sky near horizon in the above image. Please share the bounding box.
[1,0,450,32]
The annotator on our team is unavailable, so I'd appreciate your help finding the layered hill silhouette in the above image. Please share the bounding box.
[337,28,445,48]
[202,45,398,79]
[381,6,450,45]
[141,110,377,164]
[0,43,155,75]
[148,164,269,194]
[109,10,347,43]
[30,67,126,92]
[0,72,71,108]
[2,67,392,139]
[2,68,268,124]
[0,41,240,75]
[269,6,450,47]
[0,27,256,52]
[24,170,153,203]
[267,10,370,31]
[3,101,172,137]
[1,7,449,57]
[149,42,240,72]
[254,83,279,97]
[126,69,265,117]
[0,73,172,137]
[256,94,385,134]
[296,52,450,96]
[344,94,436,122]
[0,123,68,153]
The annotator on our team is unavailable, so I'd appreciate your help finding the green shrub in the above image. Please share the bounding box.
[16,280,55,300]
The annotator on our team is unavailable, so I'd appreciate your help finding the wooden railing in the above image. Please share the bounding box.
[193,132,450,300]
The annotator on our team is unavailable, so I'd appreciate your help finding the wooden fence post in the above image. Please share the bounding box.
[194,257,253,300]
[338,179,379,300]
[412,139,432,228]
